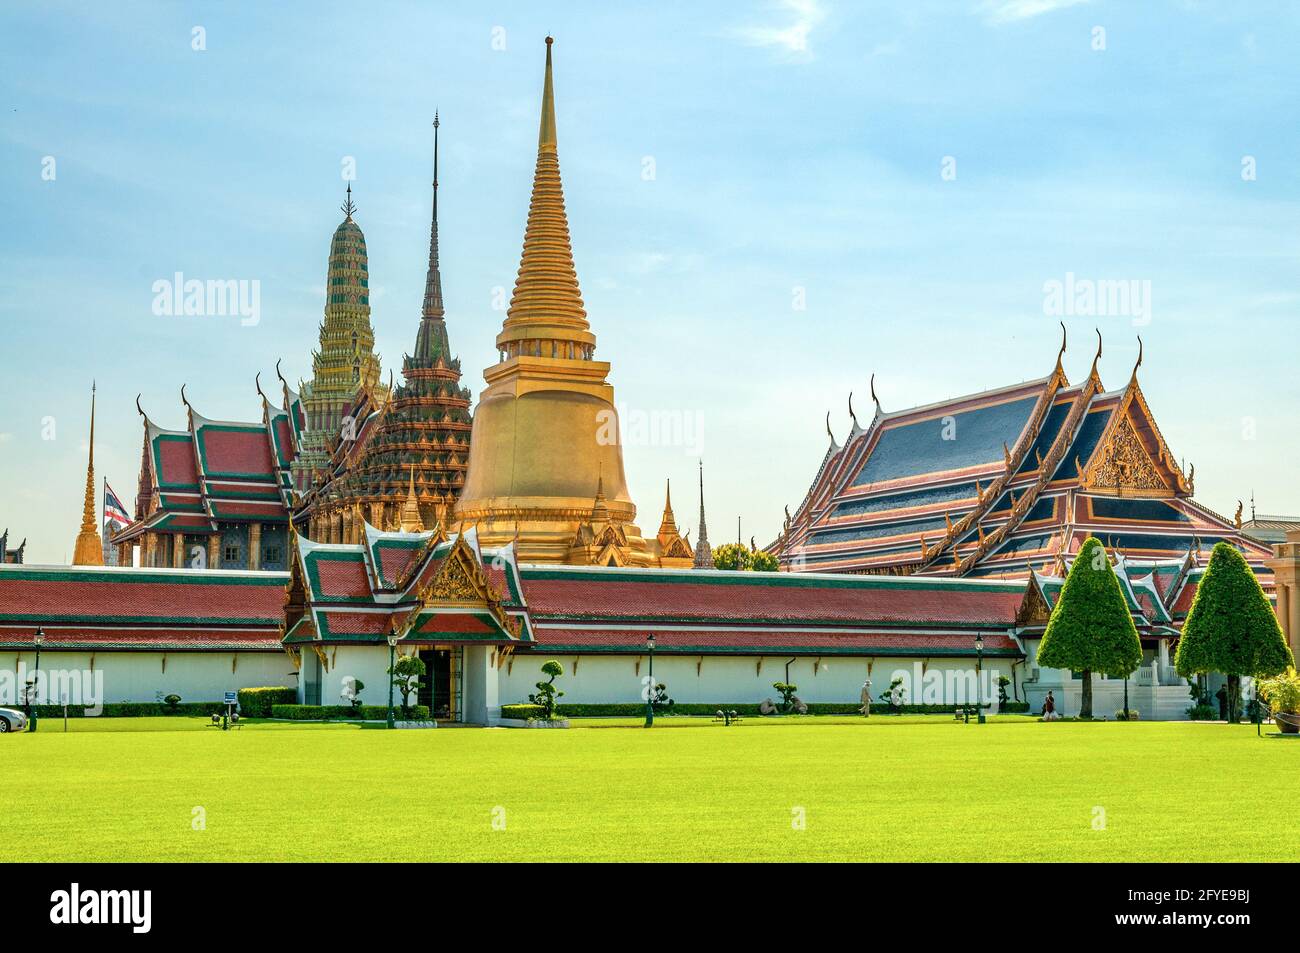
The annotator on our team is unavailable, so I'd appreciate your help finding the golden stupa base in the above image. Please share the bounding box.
[72,530,105,566]
[458,497,654,567]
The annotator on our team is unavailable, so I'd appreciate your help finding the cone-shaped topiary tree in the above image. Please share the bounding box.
[1174,541,1292,723]
[1036,536,1142,718]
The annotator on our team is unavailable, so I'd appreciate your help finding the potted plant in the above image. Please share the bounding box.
[1258,667,1300,734]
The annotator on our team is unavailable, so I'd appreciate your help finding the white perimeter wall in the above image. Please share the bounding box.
[0,650,295,706]
[498,654,1013,708]
[307,645,395,710]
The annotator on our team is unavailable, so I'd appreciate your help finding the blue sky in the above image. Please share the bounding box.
[2,0,1297,562]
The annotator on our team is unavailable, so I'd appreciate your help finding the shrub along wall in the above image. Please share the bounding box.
[29,702,224,718]
[500,704,546,720]
[269,704,432,721]
[237,687,297,718]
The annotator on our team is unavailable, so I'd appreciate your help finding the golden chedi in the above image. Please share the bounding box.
[456,37,654,565]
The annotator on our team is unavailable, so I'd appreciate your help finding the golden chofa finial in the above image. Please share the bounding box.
[1130,334,1143,382]
[1054,320,1067,374]
[1088,327,1103,382]
[869,373,882,414]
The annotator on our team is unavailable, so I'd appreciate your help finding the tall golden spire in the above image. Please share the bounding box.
[456,36,653,566]
[72,382,105,566]
[497,35,592,356]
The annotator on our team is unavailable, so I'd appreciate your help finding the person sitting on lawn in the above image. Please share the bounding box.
[1042,690,1059,721]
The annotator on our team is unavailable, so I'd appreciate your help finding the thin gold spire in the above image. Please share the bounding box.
[498,35,591,351]
[539,36,557,150]
[72,382,105,565]
[657,479,678,536]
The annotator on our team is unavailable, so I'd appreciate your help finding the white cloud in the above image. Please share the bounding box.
[733,0,826,57]
[980,0,1090,24]
[0,433,11,445]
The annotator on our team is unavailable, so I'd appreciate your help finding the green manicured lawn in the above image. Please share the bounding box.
[2,716,1293,862]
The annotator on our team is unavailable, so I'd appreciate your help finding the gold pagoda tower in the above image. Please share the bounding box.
[71,383,105,566]
[456,37,656,565]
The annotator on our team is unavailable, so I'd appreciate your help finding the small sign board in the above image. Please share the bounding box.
[224,691,238,706]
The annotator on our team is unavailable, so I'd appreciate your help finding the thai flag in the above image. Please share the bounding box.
[104,481,131,527]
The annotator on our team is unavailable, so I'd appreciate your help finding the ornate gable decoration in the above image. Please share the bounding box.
[1083,412,1167,494]
[1015,576,1053,627]
[283,539,311,622]
[406,533,521,638]
[417,534,498,606]
[661,535,692,559]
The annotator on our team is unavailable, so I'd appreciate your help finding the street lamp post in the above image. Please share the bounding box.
[30,627,44,732]
[644,634,656,728]
[386,632,398,729]
[974,632,985,724]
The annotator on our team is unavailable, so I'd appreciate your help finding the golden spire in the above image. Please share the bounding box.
[538,36,557,151]
[399,464,424,533]
[498,36,592,354]
[72,382,105,565]
[591,470,610,523]
[657,479,677,535]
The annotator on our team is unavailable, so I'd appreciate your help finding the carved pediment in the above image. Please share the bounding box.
[417,534,498,607]
[594,541,627,567]
[1082,413,1169,494]
[1016,579,1053,627]
[596,525,627,548]
[662,536,692,559]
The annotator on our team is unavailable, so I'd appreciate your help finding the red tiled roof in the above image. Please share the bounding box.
[533,627,1020,654]
[318,610,393,635]
[0,625,282,650]
[413,612,495,635]
[519,570,1022,627]
[0,567,287,624]
[1171,581,1198,616]
[376,546,421,588]
[200,428,277,477]
[158,438,199,487]
[312,556,373,599]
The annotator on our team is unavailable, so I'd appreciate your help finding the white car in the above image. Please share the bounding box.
[0,707,28,733]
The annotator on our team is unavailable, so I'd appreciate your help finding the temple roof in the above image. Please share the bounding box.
[114,392,295,543]
[283,526,532,647]
[773,334,1265,582]
[0,563,285,650]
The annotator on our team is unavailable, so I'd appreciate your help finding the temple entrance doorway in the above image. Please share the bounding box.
[417,646,462,721]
